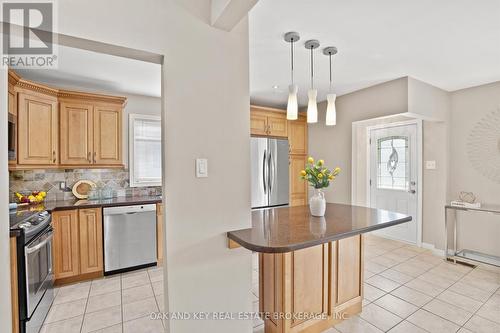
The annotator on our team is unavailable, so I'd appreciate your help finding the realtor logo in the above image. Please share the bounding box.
[2,1,57,68]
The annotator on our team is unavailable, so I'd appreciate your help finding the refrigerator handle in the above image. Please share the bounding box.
[268,150,275,194]
[262,149,267,194]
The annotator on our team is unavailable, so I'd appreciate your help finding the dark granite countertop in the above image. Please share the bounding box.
[227,203,412,253]
[10,196,163,237]
[43,195,163,212]
[10,195,162,216]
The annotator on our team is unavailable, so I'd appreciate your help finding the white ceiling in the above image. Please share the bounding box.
[249,0,500,108]
[16,45,162,97]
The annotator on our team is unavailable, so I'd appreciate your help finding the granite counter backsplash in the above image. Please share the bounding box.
[9,168,161,202]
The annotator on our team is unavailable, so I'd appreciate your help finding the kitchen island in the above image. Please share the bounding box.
[228,203,411,333]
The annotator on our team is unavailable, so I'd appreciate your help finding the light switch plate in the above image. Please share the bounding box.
[196,158,208,178]
[425,160,436,170]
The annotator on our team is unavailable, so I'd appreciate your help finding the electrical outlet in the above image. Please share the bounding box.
[425,160,436,170]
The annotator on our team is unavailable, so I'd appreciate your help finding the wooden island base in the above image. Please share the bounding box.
[259,235,363,333]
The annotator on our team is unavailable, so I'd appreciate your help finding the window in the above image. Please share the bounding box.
[376,136,409,190]
[129,114,162,187]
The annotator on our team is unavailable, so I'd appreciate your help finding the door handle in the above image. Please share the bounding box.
[87,152,92,163]
[93,152,97,164]
[262,150,267,194]
[408,189,416,194]
[52,150,56,163]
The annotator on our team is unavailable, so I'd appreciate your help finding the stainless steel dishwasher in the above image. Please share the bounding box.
[103,204,157,274]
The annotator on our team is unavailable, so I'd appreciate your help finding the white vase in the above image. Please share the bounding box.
[309,188,326,217]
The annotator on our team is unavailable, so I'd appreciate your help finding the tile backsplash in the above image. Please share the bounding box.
[9,169,161,202]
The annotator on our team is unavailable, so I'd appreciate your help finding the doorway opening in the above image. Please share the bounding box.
[1,25,168,332]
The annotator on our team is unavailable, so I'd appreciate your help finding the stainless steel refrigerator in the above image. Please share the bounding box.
[251,137,289,209]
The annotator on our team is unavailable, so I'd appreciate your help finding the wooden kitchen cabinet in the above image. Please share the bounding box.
[59,102,94,165]
[259,235,363,333]
[9,69,126,170]
[288,117,308,155]
[52,208,104,283]
[289,154,308,206]
[157,203,164,265]
[250,111,269,136]
[93,105,122,165]
[78,208,103,275]
[250,106,288,137]
[333,235,363,308]
[52,210,80,280]
[17,91,58,166]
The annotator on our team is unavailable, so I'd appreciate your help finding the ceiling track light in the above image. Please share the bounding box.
[305,40,320,124]
[323,46,338,126]
[284,32,300,120]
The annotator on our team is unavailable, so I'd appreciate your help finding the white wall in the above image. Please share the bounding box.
[408,77,450,121]
[308,77,409,204]
[450,82,500,256]
[0,1,253,332]
[422,120,449,250]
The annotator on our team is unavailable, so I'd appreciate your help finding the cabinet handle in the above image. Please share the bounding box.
[87,152,91,163]
[52,150,56,163]
[93,152,96,164]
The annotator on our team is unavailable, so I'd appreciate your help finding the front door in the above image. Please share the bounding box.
[369,124,418,244]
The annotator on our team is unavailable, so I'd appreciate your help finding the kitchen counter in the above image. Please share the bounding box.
[229,203,412,333]
[39,195,162,212]
[227,203,411,253]
[9,196,162,237]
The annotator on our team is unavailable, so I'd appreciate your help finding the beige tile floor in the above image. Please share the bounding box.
[41,234,500,333]
[253,234,500,333]
[41,266,164,333]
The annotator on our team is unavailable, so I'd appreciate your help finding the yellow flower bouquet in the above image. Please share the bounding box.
[300,157,341,189]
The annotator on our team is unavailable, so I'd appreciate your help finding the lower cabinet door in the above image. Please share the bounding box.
[79,208,104,275]
[52,210,80,280]
[334,235,363,307]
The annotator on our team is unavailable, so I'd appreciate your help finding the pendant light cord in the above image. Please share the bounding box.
[310,46,314,89]
[329,53,332,92]
[290,39,294,85]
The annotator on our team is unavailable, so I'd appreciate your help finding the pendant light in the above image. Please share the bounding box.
[284,32,300,120]
[305,40,320,123]
[323,46,338,126]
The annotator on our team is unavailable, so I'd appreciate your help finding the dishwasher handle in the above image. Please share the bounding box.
[103,204,157,216]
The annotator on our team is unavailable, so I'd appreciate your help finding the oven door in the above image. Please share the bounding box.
[25,227,54,319]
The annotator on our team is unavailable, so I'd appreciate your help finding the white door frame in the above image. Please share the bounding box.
[366,119,423,246]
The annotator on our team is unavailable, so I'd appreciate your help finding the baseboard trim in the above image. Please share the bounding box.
[421,242,445,257]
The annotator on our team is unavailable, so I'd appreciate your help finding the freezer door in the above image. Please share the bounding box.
[251,137,269,208]
[268,139,289,207]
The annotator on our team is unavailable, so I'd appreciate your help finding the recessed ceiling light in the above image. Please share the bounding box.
[272,85,279,89]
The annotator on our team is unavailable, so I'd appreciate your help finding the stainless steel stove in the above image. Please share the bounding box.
[10,210,54,333]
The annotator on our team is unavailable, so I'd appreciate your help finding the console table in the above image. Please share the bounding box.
[445,204,500,267]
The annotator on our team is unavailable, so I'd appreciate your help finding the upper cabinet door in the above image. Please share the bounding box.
[267,114,288,137]
[8,84,16,116]
[93,105,123,165]
[17,92,58,165]
[288,118,308,154]
[250,112,268,136]
[60,102,93,165]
